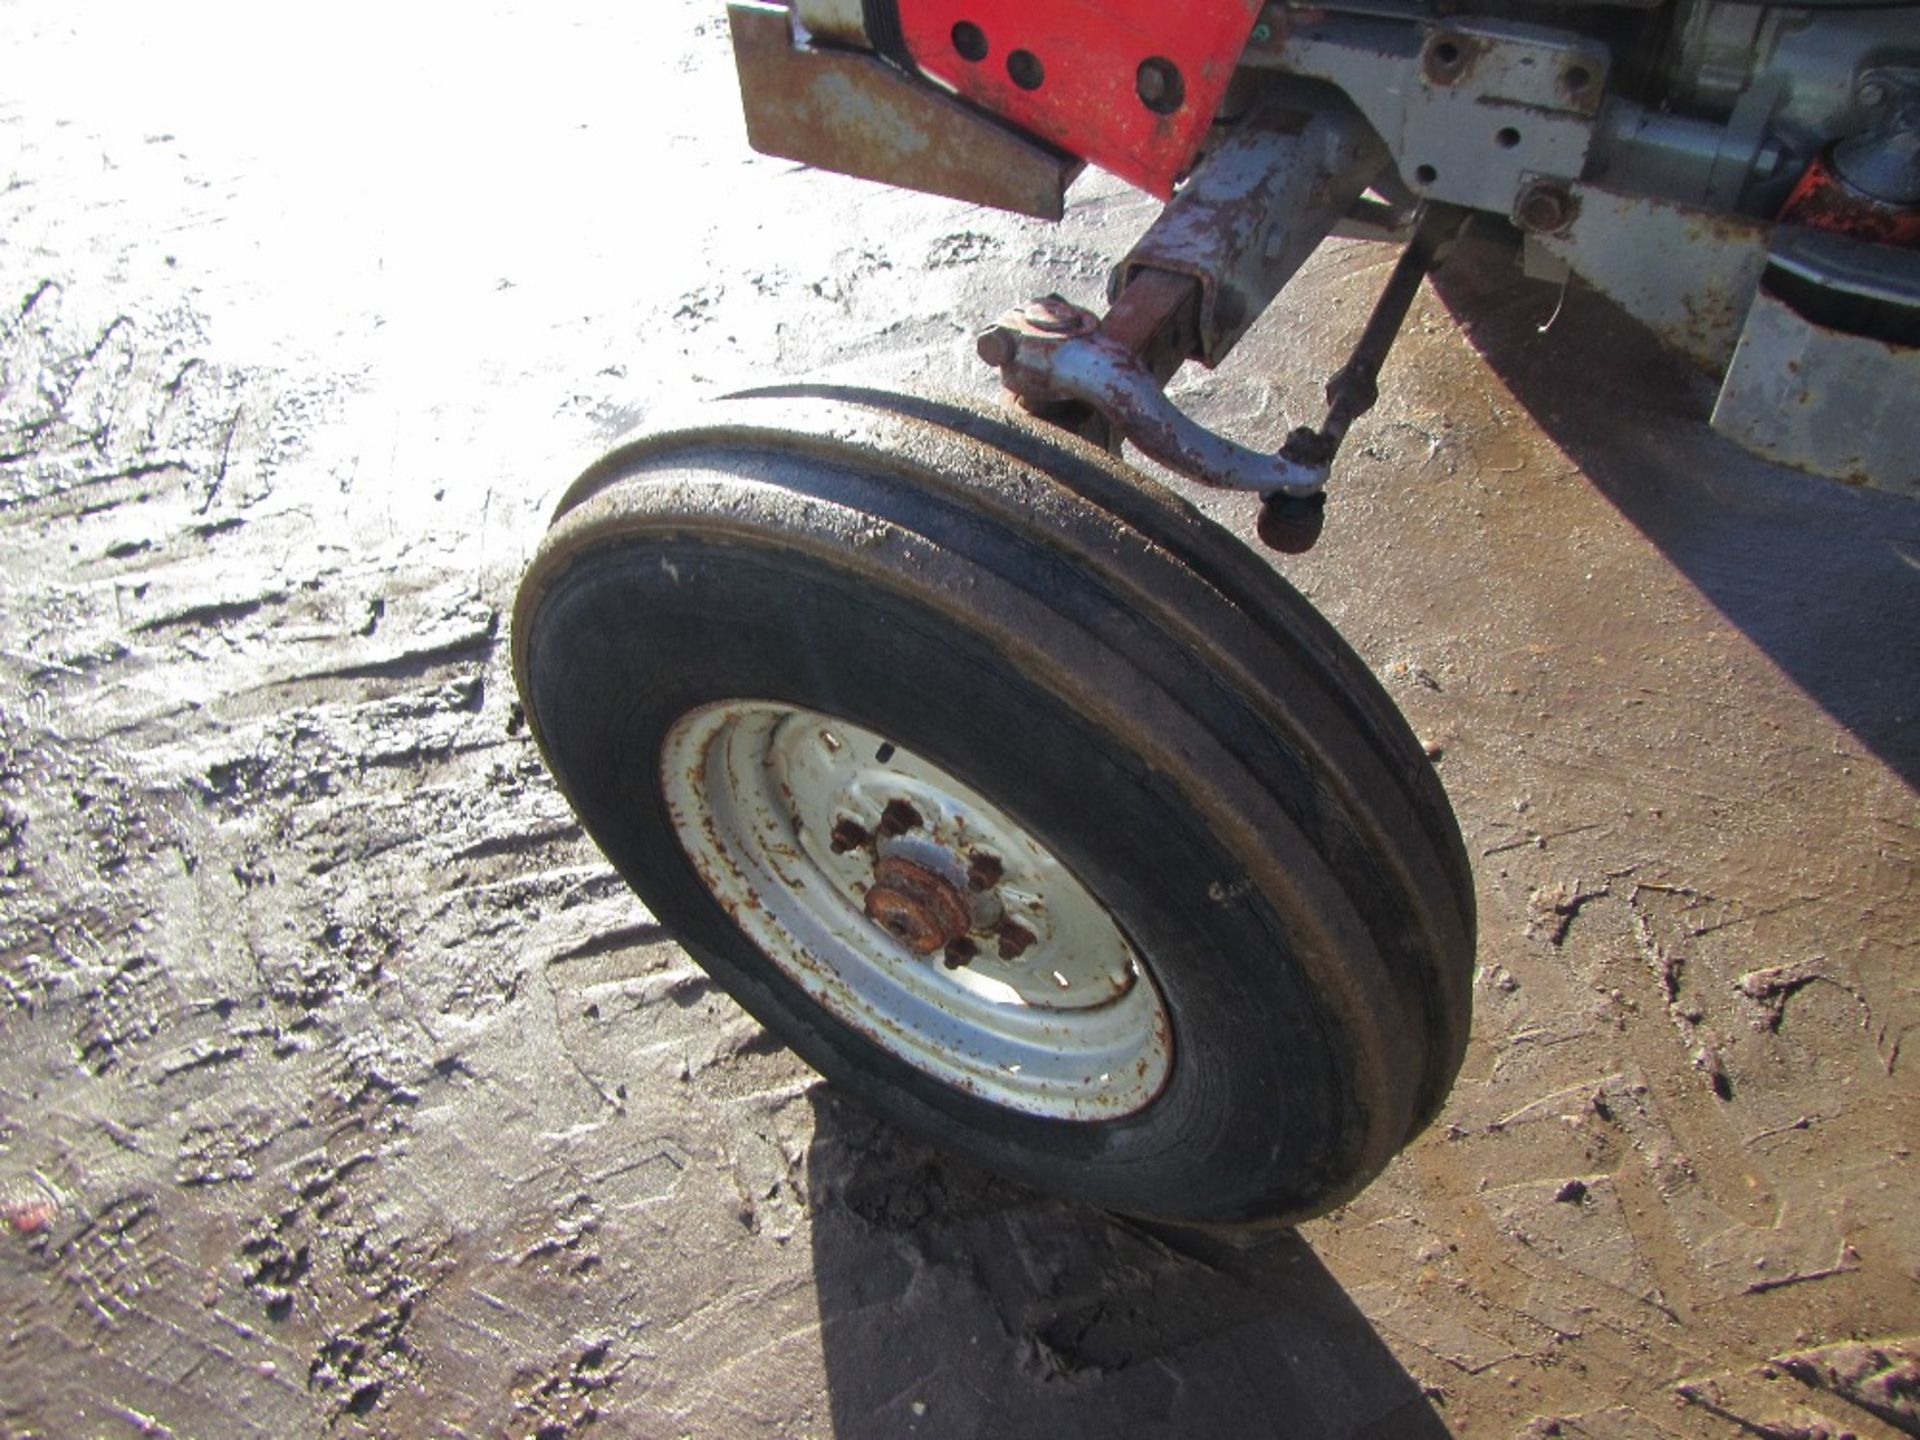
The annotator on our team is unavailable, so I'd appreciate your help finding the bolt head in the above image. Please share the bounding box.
[1020,295,1095,336]
[829,816,871,854]
[1515,181,1578,235]
[977,328,1017,367]
[1860,80,1888,109]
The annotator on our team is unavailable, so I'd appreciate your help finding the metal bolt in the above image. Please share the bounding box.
[977,327,1017,367]
[1860,80,1888,110]
[1250,22,1272,43]
[1514,180,1578,235]
[966,852,1004,893]
[994,918,1037,961]
[1020,295,1096,335]
[829,817,871,854]
[877,798,924,838]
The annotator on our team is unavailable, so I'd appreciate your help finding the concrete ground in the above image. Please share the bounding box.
[1,3,1914,1436]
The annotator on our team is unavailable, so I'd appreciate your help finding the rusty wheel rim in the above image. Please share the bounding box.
[661,701,1172,1120]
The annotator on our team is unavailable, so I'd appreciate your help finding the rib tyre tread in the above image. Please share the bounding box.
[513,389,1476,1225]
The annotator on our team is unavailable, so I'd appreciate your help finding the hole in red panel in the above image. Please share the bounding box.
[1007,49,1044,91]
[1136,57,1185,114]
[952,21,988,62]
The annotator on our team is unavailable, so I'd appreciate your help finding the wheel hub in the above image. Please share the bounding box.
[658,700,1173,1120]
[864,854,970,954]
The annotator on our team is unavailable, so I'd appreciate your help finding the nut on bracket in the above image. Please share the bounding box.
[977,294,1099,373]
[1514,179,1580,235]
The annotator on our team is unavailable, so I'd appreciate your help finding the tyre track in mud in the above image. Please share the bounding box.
[0,265,827,1434]
[0,240,644,1432]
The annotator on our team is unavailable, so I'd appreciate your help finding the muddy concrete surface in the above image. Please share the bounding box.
[2,4,1916,1437]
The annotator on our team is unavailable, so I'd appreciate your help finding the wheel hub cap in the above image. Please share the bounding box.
[659,701,1173,1120]
[864,855,971,955]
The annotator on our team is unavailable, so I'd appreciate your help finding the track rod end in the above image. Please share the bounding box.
[1256,491,1327,554]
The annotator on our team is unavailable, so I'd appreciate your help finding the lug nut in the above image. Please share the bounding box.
[967,852,1004,892]
[877,799,923,838]
[830,817,871,853]
[994,918,1037,960]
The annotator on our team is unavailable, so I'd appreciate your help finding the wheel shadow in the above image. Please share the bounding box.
[1428,231,1920,790]
[804,1088,1451,1440]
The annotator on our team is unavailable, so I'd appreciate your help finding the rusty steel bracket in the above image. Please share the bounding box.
[981,283,1335,500]
[976,91,1392,502]
[727,0,1082,221]
[978,203,1462,550]
[1111,90,1389,367]
[1248,14,1610,220]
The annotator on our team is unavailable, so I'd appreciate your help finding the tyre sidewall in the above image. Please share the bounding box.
[524,537,1369,1224]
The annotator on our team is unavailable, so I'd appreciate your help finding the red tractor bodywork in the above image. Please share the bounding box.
[896,0,1264,197]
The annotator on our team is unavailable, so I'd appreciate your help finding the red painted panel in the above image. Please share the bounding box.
[897,0,1264,198]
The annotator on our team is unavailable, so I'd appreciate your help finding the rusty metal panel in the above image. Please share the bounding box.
[1109,94,1386,366]
[1535,185,1772,371]
[728,0,1080,221]
[1711,282,1920,495]
[1267,13,1609,217]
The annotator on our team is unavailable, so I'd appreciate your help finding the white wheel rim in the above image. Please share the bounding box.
[660,701,1172,1120]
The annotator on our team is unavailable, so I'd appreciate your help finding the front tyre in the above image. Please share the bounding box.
[512,388,1474,1226]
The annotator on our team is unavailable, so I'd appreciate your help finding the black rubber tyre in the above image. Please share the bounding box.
[512,388,1474,1226]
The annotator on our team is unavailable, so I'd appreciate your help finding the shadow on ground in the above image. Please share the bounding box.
[805,1089,1449,1440]
[1432,232,1920,790]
